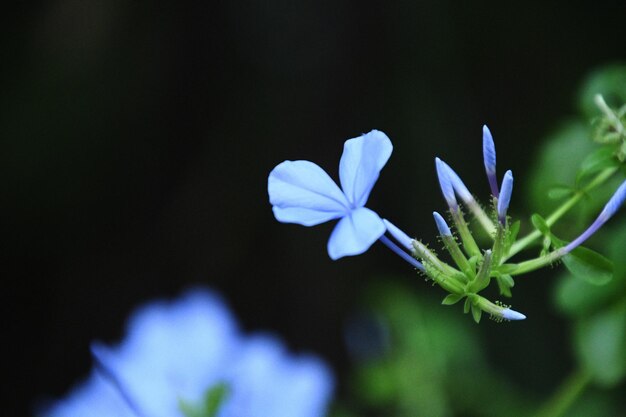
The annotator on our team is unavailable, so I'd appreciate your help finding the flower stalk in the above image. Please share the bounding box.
[434,212,474,279]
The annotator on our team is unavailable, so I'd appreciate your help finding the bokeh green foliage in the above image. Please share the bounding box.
[334,281,533,417]
[529,65,626,408]
[527,64,626,228]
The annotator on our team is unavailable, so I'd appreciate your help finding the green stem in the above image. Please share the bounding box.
[451,209,482,258]
[442,234,474,280]
[509,249,563,276]
[412,240,465,293]
[467,200,496,236]
[533,369,592,417]
[507,166,618,259]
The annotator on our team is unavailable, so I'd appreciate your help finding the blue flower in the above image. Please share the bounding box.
[497,170,513,225]
[268,130,392,260]
[432,211,452,237]
[42,289,333,417]
[435,158,475,211]
[561,179,626,254]
[482,125,499,197]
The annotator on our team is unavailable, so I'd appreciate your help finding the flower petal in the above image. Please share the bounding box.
[221,334,334,417]
[327,207,385,259]
[42,372,137,417]
[87,290,239,417]
[339,130,392,208]
[269,160,350,226]
[497,170,514,224]
[482,125,499,197]
[435,157,458,210]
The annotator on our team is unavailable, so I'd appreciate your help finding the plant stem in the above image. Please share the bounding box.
[533,369,592,417]
[506,166,618,259]
[508,249,562,276]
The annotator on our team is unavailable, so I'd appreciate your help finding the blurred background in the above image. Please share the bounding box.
[3,1,626,416]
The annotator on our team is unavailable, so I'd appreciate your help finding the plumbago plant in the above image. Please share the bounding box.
[268,94,626,324]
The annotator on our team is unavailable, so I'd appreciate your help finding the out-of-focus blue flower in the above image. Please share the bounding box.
[268,130,391,260]
[43,289,333,417]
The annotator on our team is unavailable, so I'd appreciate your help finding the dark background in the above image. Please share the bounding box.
[3,1,625,415]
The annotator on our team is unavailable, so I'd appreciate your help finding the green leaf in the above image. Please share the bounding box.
[441,294,464,305]
[574,301,626,386]
[180,383,230,417]
[562,246,613,286]
[554,271,624,317]
[471,303,482,323]
[547,185,575,200]
[204,383,230,417]
[504,220,520,254]
[554,220,626,316]
[531,214,551,236]
[499,274,514,288]
[463,297,471,314]
[526,122,595,217]
[619,141,626,162]
[576,147,617,184]
[496,278,513,298]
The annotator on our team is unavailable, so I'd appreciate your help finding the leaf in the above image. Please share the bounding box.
[499,274,515,288]
[441,294,464,305]
[562,245,613,286]
[554,220,626,316]
[471,303,482,323]
[554,271,624,317]
[179,383,230,417]
[463,297,471,314]
[526,122,595,216]
[539,236,551,256]
[547,185,575,200]
[204,383,230,417]
[574,301,626,386]
[493,273,514,298]
[504,220,520,254]
[576,146,617,184]
[531,213,551,236]
[496,277,513,298]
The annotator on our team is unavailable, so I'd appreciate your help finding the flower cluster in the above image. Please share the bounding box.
[42,289,333,417]
[268,127,626,322]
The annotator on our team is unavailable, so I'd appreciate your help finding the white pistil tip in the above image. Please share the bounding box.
[501,308,526,320]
